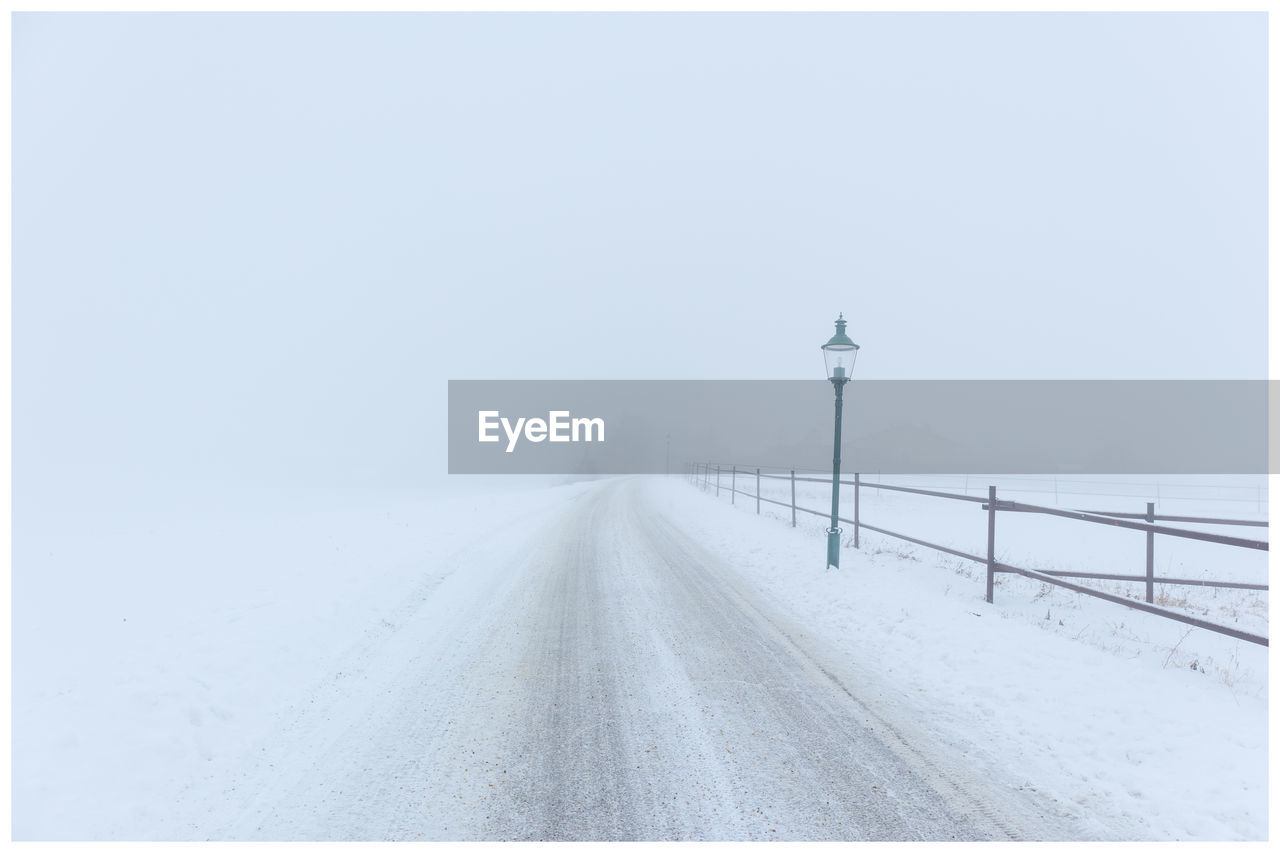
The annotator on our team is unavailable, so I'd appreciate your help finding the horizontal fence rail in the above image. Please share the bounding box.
[992,563,1268,647]
[1076,510,1268,528]
[685,462,1268,647]
[982,500,1268,550]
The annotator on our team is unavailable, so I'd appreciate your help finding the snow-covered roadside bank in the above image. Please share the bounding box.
[11,477,599,839]
[645,476,1268,841]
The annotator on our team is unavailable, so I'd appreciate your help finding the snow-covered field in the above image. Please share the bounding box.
[11,476,596,839]
[11,473,1268,840]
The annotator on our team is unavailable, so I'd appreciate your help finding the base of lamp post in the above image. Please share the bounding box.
[826,527,842,569]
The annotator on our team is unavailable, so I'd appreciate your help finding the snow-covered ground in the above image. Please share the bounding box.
[11,473,1267,840]
[657,472,1268,840]
[11,476,596,839]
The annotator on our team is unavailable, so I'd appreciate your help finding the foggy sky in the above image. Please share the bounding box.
[13,12,1267,492]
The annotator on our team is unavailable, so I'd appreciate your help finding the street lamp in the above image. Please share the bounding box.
[821,314,859,569]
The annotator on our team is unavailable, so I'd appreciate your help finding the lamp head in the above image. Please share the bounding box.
[821,313,859,383]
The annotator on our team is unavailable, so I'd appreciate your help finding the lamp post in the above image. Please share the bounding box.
[821,314,859,569]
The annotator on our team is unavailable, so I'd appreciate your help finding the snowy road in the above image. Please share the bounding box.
[209,478,1044,841]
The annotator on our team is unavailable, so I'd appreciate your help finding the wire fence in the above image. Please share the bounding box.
[686,462,1268,647]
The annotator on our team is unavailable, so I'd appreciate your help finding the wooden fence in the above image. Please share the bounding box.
[686,462,1268,647]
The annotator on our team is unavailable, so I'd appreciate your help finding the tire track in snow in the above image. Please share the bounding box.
[206,477,1057,840]
[477,478,1008,840]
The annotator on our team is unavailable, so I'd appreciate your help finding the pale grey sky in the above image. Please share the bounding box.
[13,12,1267,490]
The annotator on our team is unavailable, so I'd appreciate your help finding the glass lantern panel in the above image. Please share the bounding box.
[824,345,857,380]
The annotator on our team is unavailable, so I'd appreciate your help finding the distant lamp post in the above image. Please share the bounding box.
[821,314,859,569]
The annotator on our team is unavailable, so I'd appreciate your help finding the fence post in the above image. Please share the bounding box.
[756,468,761,514]
[715,465,721,497]
[854,473,861,549]
[986,485,997,604]
[731,465,736,505]
[790,469,797,527]
[1145,501,1155,604]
